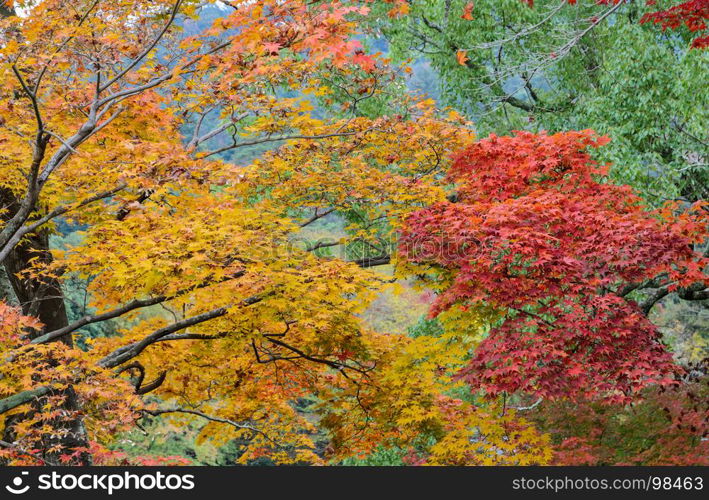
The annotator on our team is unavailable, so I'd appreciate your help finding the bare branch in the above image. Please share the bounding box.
[31,271,245,345]
[37,106,125,185]
[299,207,335,228]
[190,112,250,150]
[98,307,230,368]
[99,0,183,93]
[199,129,371,160]
[511,397,544,411]
[142,407,273,443]
[351,254,390,268]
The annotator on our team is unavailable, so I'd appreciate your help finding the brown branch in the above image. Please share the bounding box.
[11,65,43,132]
[99,292,264,369]
[31,271,245,345]
[199,129,372,160]
[115,362,145,391]
[351,254,390,268]
[299,207,335,228]
[0,184,126,264]
[306,240,340,252]
[639,286,672,315]
[99,0,183,93]
[114,360,166,394]
[155,332,228,342]
[1,296,262,415]
[116,188,154,221]
[264,337,371,378]
[136,370,167,395]
[98,307,229,368]
[141,407,274,443]
[677,282,709,301]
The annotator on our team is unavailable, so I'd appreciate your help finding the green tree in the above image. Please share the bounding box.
[372,0,708,202]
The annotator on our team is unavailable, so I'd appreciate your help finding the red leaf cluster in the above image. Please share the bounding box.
[640,0,709,48]
[400,130,707,401]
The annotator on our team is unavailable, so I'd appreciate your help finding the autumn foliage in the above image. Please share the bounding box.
[400,131,707,402]
[530,371,708,465]
[459,0,709,49]
[641,0,709,48]
[0,0,706,467]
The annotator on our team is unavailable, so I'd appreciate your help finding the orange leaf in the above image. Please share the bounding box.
[461,2,474,21]
[456,50,468,66]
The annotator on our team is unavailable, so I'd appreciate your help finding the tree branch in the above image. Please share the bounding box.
[351,254,390,268]
[199,130,370,160]
[142,407,272,443]
[299,207,335,228]
[99,0,183,93]
[31,271,245,345]
[0,184,126,264]
[98,307,229,368]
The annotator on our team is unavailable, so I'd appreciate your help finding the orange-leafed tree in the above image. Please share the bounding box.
[0,0,494,465]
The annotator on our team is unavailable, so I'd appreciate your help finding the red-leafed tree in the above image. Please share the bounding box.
[640,0,709,48]
[400,130,708,402]
[500,0,708,49]
[575,0,709,49]
[569,0,708,49]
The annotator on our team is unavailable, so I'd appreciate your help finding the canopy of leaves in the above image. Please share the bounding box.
[400,130,707,401]
[0,0,705,467]
[369,0,708,203]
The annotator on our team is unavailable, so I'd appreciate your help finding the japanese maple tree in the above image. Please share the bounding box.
[529,366,708,465]
[400,130,708,402]
[640,0,709,48]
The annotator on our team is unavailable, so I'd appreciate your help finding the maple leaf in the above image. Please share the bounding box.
[388,0,410,18]
[456,50,469,66]
[0,0,481,466]
[400,130,707,403]
[352,51,377,72]
[263,41,281,55]
[461,2,475,21]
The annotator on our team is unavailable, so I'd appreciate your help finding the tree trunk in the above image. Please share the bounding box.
[0,1,14,18]
[0,3,90,466]
[4,232,71,338]
[1,197,91,464]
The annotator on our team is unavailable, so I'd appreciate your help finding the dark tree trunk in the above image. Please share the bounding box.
[0,2,91,465]
[1,193,91,464]
[0,1,14,18]
[4,231,70,338]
